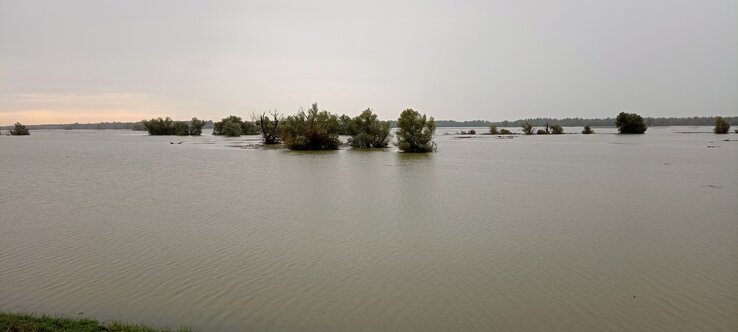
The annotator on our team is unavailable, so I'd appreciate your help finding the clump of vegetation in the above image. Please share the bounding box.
[522,122,534,135]
[489,125,498,135]
[499,128,512,135]
[142,117,205,136]
[468,129,476,135]
[213,115,258,137]
[550,124,563,134]
[536,129,548,135]
[395,109,436,153]
[615,112,647,134]
[10,122,30,135]
[280,103,341,150]
[0,311,192,332]
[347,108,392,148]
[338,114,353,135]
[714,116,730,134]
[255,111,282,144]
[582,125,594,134]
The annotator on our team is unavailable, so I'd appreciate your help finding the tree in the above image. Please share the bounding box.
[489,125,499,135]
[142,117,176,135]
[189,117,206,136]
[173,121,190,136]
[338,114,353,135]
[280,103,341,150]
[499,128,512,135]
[395,109,436,153]
[347,108,392,148]
[468,129,476,135]
[10,122,30,135]
[255,111,282,144]
[615,112,647,134]
[213,115,253,137]
[582,125,594,134]
[536,129,548,135]
[550,124,564,134]
[522,122,534,135]
[714,116,730,134]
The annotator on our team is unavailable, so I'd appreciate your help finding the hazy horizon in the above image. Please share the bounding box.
[1,0,737,125]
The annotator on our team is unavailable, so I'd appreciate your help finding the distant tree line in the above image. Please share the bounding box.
[422,116,738,128]
[142,117,207,136]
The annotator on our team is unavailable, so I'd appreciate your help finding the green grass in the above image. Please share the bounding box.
[0,312,193,332]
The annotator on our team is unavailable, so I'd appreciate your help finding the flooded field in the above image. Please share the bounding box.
[1,127,736,331]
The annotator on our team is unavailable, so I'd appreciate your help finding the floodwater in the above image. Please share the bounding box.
[1,127,736,331]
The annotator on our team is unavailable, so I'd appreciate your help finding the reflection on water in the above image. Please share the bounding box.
[0,127,736,331]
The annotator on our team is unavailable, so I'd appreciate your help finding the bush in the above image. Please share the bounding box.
[173,122,190,136]
[499,128,512,135]
[10,122,30,135]
[395,109,436,153]
[213,115,257,137]
[536,129,548,135]
[338,114,353,135]
[468,129,476,135]
[550,124,563,134]
[522,122,534,135]
[142,117,176,135]
[189,117,206,136]
[280,103,341,150]
[714,116,730,134]
[615,112,647,134]
[347,108,392,148]
[489,125,498,135]
[582,125,594,134]
[255,111,282,144]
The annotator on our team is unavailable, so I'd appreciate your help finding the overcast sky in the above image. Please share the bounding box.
[1,0,736,124]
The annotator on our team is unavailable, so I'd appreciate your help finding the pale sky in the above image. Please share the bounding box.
[1,0,736,124]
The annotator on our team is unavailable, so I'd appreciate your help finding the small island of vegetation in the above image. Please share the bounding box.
[142,117,206,136]
[713,116,730,134]
[396,109,436,152]
[615,112,647,134]
[10,122,30,135]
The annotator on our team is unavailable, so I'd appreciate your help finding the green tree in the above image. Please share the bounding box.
[142,117,176,135]
[189,117,206,136]
[550,124,564,134]
[395,109,436,153]
[241,121,259,135]
[255,111,282,144]
[522,122,534,135]
[173,121,190,136]
[499,128,512,135]
[213,116,247,137]
[615,112,647,134]
[582,125,594,134]
[489,125,499,135]
[338,114,353,135]
[714,116,730,134]
[9,122,30,135]
[280,103,341,150]
[347,108,392,148]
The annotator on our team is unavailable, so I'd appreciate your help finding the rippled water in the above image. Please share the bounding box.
[1,127,736,331]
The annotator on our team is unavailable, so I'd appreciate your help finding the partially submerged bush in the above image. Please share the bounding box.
[213,115,258,137]
[395,109,436,152]
[582,125,594,134]
[522,122,534,135]
[550,124,563,134]
[714,116,730,134]
[256,111,282,144]
[468,129,476,135]
[189,117,206,136]
[536,129,548,135]
[142,117,205,136]
[347,108,391,148]
[615,112,647,134]
[499,128,512,135]
[10,122,29,135]
[489,125,498,135]
[280,103,341,150]
[338,114,353,135]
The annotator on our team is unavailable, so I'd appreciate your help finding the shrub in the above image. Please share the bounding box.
[338,114,353,135]
[536,129,548,135]
[468,129,476,135]
[499,128,512,135]
[142,117,175,135]
[280,103,341,150]
[395,109,436,153]
[550,124,563,134]
[189,117,206,136]
[582,125,594,134]
[714,116,730,134]
[615,112,647,134]
[255,111,282,144]
[213,115,257,137]
[10,122,30,135]
[347,108,392,148]
[173,122,190,136]
[489,125,498,135]
[522,122,534,135]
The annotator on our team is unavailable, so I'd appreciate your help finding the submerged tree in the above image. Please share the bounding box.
[338,114,353,135]
[280,103,341,150]
[255,111,282,144]
[348,108,392,148]
[213,115,256,137]
[714,116,730,134]
[10,122,30,135]
[582,125,594,134]
[550,124,564,134]
[499,128,512,135]
[189,117,207,136]
[142,117,176,135]
[395,109,436,153]
[615,112,647,134]
[489,125,499,135]
[522,122,534,135]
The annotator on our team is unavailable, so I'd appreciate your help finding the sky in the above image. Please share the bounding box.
[1,0,736,124]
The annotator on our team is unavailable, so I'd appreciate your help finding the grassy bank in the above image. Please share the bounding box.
[0,312,193,332]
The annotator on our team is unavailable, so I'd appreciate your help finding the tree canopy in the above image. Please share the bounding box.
[714,116,730,134]
[395,109,436,153]
[615,112,647,134]
[10,122,30,135]
[213,115,258,137]
[256,111,282,144]
[347,109,392,148]
[280,103,341,150]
